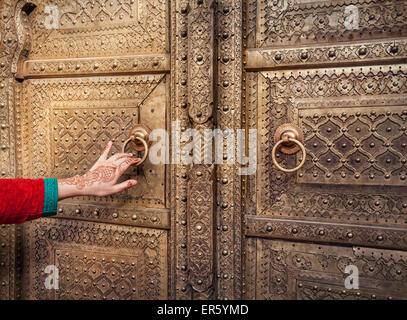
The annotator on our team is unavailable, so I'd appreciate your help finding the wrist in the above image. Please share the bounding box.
[58,175,88,199]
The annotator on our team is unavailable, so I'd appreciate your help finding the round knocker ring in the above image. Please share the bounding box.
[122,135,149,166]
[271,136,307,173]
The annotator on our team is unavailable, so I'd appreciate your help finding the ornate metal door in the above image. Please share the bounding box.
[243,0,407,299]
[1,0,407,301]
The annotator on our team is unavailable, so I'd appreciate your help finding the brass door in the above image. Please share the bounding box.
[2,0,171,300]
[243,0,407,299]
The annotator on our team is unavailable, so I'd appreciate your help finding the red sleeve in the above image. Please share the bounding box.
[0,179,45,225]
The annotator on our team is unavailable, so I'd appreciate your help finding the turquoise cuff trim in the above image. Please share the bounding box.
[43,178,58,217]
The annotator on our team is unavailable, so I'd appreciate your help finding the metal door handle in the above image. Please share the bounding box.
[121,124,151,166]
[271,123,306,173]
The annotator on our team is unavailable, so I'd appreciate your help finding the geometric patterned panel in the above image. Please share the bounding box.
[244,238,407,300]
[298,106,407,185]
[23,219,168,300]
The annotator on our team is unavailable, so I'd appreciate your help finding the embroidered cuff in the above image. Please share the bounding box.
[43,178,58,217]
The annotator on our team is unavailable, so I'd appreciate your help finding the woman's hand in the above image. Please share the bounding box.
[57,141,140,200]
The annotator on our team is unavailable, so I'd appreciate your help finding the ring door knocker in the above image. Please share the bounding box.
[271,123,307,173]
[122,124,152,166]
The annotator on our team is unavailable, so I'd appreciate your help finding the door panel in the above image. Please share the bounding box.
[2,0,407,300]
[243,0,407,299]
[23,219,167,300]
[245,238,407,300]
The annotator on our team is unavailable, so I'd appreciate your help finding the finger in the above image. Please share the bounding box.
[117,157,141,175]
[112,179,138,194]
[100,141,113,160]
[109,152,133,162]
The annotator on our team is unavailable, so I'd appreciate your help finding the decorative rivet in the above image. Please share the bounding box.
[266,225,273,232]
[390,45,399,54]
[274,53,281,61]
[319,229,325,236]
[112,212,118,218]
[328,50,336,57]
[196,171,202,176]
[358,47,367,55]
[75,209,81,214]
[300,52,308,60]
[292,228,298,234]
[181,31,187,38]
[347,232,354,238]
[376,235,384,241]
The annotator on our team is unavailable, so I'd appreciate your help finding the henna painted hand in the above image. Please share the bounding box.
[58,141,140,200]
